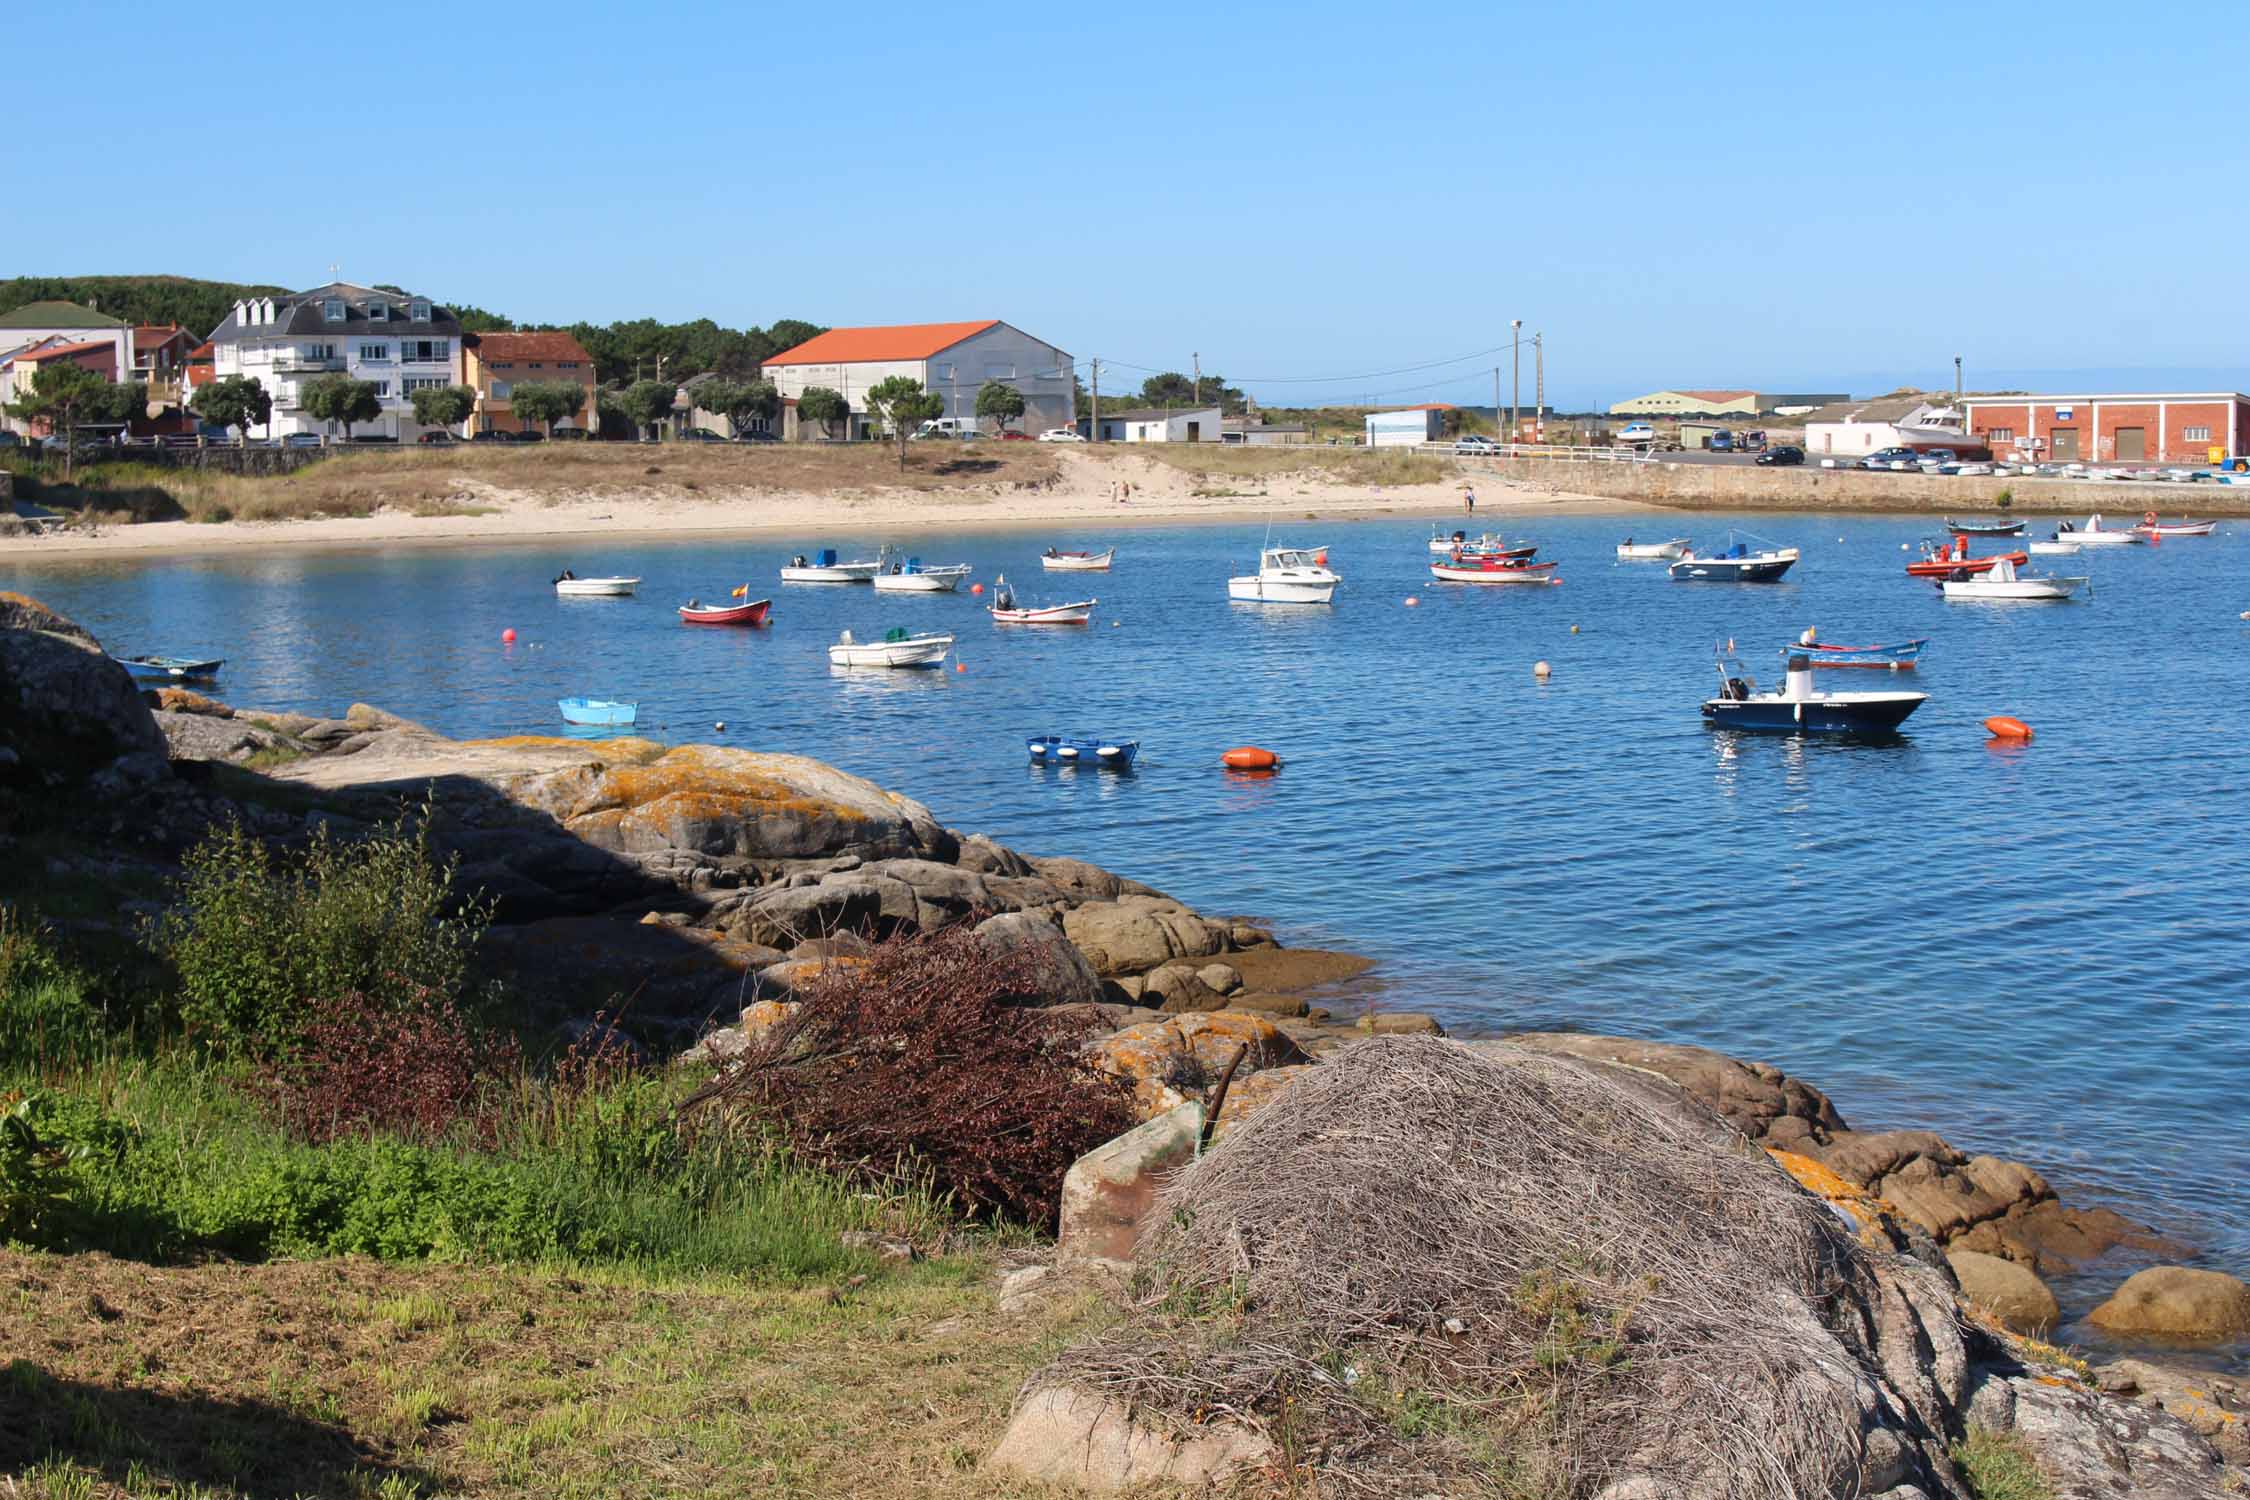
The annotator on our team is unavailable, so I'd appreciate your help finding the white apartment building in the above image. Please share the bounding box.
[207,282,463,441]
[762,319,1072,440]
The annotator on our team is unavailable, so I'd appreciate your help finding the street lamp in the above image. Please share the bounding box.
[1510,319,1522,448]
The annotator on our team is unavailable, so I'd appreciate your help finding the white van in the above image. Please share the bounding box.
[912,416,980,440]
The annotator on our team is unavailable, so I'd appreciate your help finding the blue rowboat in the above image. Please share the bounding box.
[1026,734,1139,770]
[113,654,223,681]
[1778,637,1928,670]
[559,697,638,727]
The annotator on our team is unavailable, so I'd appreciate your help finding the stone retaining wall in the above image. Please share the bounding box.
[1472,455,2250,516]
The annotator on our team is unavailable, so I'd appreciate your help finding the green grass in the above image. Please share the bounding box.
[1952,1425,2052,1500]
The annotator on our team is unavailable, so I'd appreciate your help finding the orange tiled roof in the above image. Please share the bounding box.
[134,323,186,339]
[9,339,113,364]
[764,320,999,367]
[470,331,594,364]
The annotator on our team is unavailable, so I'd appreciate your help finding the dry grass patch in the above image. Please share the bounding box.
[0,1248,1118,1499]
[1129,445,1450,488]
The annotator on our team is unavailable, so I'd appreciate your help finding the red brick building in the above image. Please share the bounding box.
[1961,392,2250,465]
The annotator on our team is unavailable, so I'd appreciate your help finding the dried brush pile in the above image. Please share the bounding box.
[1051,1037,1902,1499]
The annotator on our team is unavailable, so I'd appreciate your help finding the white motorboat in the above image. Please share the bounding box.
[782,546,889,583]
[1430,529,1534,557]
[1939,556,2085,601]
[990,600,1095,624]
[2052,514,2144,547]
[2027,540,2083,556]
[1616,537,1691,561]
[1229,546,1340,604]
[871,558,972,593]
[554,575,641,597]
[1041,547,1114,572]
[827,628,954,667]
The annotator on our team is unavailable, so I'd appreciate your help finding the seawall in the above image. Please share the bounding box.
[1467,454,2250,516]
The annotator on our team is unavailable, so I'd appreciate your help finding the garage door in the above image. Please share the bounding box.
[2114,427,2146,460]
[2050,428,2079,460]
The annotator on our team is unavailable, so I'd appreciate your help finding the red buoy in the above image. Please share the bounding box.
[1984,716,2033,740]
[501,628,516,644]
[1221,746,1280,770]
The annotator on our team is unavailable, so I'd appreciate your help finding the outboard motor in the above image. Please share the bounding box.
[1784,654,1814,700]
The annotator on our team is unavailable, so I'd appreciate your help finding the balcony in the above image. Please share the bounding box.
[272,355,346,374]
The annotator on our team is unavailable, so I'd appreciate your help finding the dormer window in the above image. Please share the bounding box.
[410,300,431,322]
[368,299,390,322]
[323,298,345,323]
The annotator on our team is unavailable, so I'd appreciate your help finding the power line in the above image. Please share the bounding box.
[1064,337,1531,387]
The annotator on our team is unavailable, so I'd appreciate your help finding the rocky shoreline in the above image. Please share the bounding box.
[7,587,2249,1493]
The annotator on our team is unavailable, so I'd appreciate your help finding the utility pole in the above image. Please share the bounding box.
[1492,367,1502,440]
[1090,358,1100,443]
[1193,351,1201,409]
[1954,355,1963,405]
[1534,333,1545,441]
[1510,319,1522,449]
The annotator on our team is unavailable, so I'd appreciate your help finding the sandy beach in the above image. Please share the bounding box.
[6,449,1653,561]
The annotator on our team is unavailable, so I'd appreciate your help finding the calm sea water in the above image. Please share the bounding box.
[12,511,2248,1314]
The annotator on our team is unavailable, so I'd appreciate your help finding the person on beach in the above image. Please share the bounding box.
[1463,483,1476,513]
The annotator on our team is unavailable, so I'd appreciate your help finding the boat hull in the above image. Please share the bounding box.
[1429,560,1560,584]
[1041,550,1114,571]
[1945,517,2026,536]
[1702,693,1926,732]
[1905,550,2028,578]
[1228,576,1338,603]
[990,601,1096,624]
[555,577,641,596]
[781,564,881,582]
[1670,549,1798,582]
[872,568,970,593]
[828,635,954,667]
[1026,735,1139,769]
[558,697,637,726]
[679,598,772,626]
[114,655,223,680]
[2136,522,2217,537]
[1940,578,2084,600]
[1616,539,1690,560]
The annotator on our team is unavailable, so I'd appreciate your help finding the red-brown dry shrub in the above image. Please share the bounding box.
[255,985,522,1146]
[682,925,1134,1229]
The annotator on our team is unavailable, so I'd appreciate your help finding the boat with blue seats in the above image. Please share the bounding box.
[1777,635,1927,670]
[1026,734,1139,769]
[1669,532,1799,582]
[1702,653,1925,733]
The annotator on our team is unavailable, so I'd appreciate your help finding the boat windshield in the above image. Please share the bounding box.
[1266,548,1323,568]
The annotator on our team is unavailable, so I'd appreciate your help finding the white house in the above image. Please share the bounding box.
[1365,405,1450,447]
[0,300,130,381]
[1801,396,1978,458]
[1089,406,1221,443]
[762,319,1072,441]
[206,282,464,441]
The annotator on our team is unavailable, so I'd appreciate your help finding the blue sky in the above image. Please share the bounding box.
[8,1,2246,408]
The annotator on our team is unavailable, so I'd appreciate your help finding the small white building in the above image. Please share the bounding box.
[0,300,130,382]
[1090,406,1220,442]
[762,319,1072,440]
[1365,405,1450,447]
[1801,396,1978,458]
[207,282,463,442]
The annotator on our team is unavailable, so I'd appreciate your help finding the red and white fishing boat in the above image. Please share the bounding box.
[1429,551,1561,585]
[2134,512,2217,538]
[679,593,772,626]
[1904,536,2028,578]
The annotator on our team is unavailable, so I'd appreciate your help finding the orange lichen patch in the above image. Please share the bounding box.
[740,999,799,1037]
[468,734,668,764]
[1766,1149,1865,1202]
[152,686,232,717]
[594,750,877,827]
[1766,1148,1915,1254]
[1087,1015,1311,1122]
[1213,1064,1313,1134]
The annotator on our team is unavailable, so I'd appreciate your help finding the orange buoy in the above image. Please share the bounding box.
[501,628,517,644]
[1404,595,1420,606]
[1221,746,1280,770]
[955,661,966,673]
[1984,716,2033,740]
[970,583,984,595]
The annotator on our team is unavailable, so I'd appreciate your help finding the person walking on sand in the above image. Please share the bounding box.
[1463,482,1477,514]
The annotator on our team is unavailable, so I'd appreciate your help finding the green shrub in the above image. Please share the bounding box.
[1953,1424,2051,1500]
[0,1091,88,1241]
[151,811,492,1059]
[0,906,138,1068]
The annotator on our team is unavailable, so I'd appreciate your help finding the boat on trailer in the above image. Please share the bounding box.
[1616,537,1691,560]
[1025,734,1139,769]
[1041,547,1115,571]
[1779,636,1927,670]
[1702,654,1926,734]
[113,654,223,681]
[678,594,772,626]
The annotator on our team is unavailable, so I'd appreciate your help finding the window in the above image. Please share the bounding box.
[410,300,431,322]
[2186,425,2212,443]
[937,363,955,380]
[322,298,345,323]
[360,344,390,361]
[403,339,447,363]
[558,361,579,369]
[368,299,390,322]
[374,381,391,397]
[984,363,1016,380]
[494,362,514,371]
[1985,426,2014,443]
[529,362,543,369]
[404,376,447,392]
[306,343,336,361]
[492,381,511,399]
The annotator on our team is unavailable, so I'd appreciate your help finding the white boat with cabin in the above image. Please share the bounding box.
[782,546,890,583]
[871,558,972,593]
[1229,546,1340,604]
[1939,556,2086,601]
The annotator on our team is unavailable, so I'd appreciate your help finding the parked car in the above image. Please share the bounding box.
[1453,434,1500,454]
[549,428,589,441]
[417,431,455,444]
[1037,427,1087,443]
[997,430,1033,441]
[1707,430,1736,452]
[1755,444,1805,467]
[730,431,778,444]
[676,428,727,443]
[1859,446,1918,470]
[1737,430,1767,453]
[470,430,516,443]
[283,433,325,448]
[513,430,546,443]
[1616,422,1658,447]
